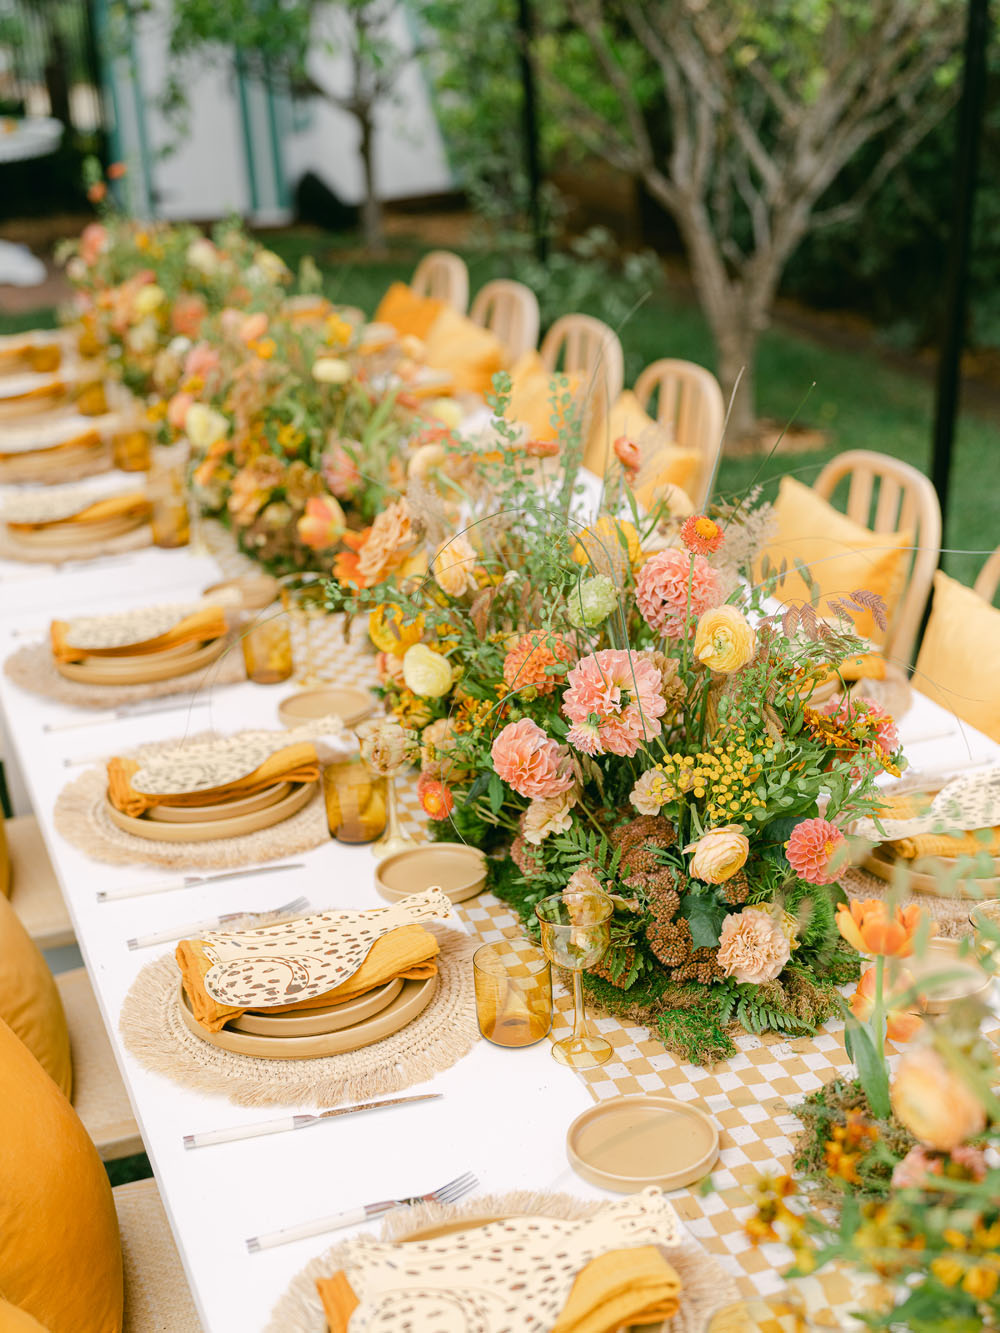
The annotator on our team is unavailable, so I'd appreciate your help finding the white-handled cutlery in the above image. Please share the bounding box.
[185,1093,443,1149]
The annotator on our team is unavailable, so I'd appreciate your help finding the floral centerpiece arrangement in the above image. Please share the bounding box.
[327,378,905,1063]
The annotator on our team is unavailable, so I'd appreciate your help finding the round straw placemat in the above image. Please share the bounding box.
[119,924,477,1107]
[54,730,329,870]
[266,1189,738,1333]
[4,636,246,708]
[0,520,151,563]
[843,866,976,938]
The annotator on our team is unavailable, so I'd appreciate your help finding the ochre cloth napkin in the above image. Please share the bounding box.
[106,741,320,818]
[0,342,61,375]
[891,827,1000,860]
[50,605,228,663]
[177,922,440,1031]
[7,491,150,533]
[0,379,67,405]
[821,651,886,683]
[316,1244,681,1333]
[0,427,99,463]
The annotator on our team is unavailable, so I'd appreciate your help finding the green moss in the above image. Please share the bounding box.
[656,1006,737,1066]
[792,1077,914,1207]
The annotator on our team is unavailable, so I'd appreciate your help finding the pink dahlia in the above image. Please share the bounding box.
[503,632,574,698]
[562,649,667,758]
[786,817,847,885]
[635,548,723,638]
[491,719,575,800]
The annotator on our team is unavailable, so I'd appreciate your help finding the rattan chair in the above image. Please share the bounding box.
[634,358,725,508]
[540,315,624,465]
[469,279,540,360]
[410,251,469,313]
[812,450,941,668]
[973,546,1000,605]
[1,813,75,949]
[115,1178,203,1331]
[57,967,143,1161]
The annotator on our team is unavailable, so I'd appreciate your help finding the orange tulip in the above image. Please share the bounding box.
[850,965,923,1043]
[835,899,930,958]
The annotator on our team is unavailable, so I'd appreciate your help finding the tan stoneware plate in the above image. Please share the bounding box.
[229,976,404,1037]
[375,843,487,905]
[567,1094,720,1194]
[7,512,144,548]
[907,937,993,1014]
[278,686,375,729]
[177,973,437,1059]
[202,574,280,611]
[863,845,1000,900]
[104,779,316,843]
[145,782,292,824]
[55,637,227,686]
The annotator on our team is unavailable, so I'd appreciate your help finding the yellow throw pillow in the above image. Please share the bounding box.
[757,476,912,646]
[507,351,581,444]
[915,571,1000,742]
[423,306,506,397]
[585,391,700,502]
[373,283,446,340]
[0,892,72,1098]
[0,1298,52,1331]
[0,1016,123,1333]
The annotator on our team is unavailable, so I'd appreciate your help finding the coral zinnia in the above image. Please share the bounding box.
[562,648,667,757]
[417,772,455,821]
[503,632,574,697]
[785,817,847,885]
[635,548,723,638]
[681,514,724,555]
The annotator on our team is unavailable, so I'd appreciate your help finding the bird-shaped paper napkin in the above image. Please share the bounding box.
[177,889,453,1031]
[51,603,229,663]
[316,1190,682,1333]
[857,766,1000,859]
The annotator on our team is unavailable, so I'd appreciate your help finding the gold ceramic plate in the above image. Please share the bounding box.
[229,976,404,1037]
[202,574,280,611]
[55,637,226,686]
[375,843,487,904]
[278,686,375,729]
[567,1095,720,1194]
[177,973,437,1059]
[104,780,316,843]
[863,845,1000,900]
[908,937,993,1013]
[145,782,291,824]
[8,512,143,548]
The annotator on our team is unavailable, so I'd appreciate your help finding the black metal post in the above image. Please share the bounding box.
[930,0,990,549]
[516,0,547,263]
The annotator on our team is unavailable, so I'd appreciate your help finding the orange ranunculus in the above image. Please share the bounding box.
[835,899,931,958]
[850,965,923,1043]
[332,527,371,588]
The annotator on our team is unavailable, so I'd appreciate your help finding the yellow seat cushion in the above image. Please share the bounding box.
[915,570,1000,743]
[0,1016,123,1333]
[0,816,9,899]
[423,306,506,396]
[0,891,71,1098]
[0,1298,51,1331]
[373,283,445,341]
[757,476,912,645]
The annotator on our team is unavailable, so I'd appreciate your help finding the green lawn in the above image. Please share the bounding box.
[8,226,998,590]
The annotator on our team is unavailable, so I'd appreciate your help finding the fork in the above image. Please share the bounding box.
[245,1169,478,1252]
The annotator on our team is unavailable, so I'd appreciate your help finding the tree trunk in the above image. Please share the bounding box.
[357,110,385,254]
[714,329,758,445]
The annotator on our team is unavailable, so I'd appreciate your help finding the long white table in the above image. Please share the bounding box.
[1,535,998,1331]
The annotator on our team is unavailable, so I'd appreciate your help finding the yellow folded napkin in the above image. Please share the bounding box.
[178,922,440,1031]
[106,741,320,818]
[0,428,102,464]
[317,1245,681,1333]
[874,790,935,823]
[7,491,150,533]
[0,343,61,375]
[50,605,228,664]
[891,826,1000,861]
[1,379,67,405]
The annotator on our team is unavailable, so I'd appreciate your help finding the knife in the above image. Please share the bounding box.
[97,862,305,902]
[45,697,211,732]
[183,1094,443,1149]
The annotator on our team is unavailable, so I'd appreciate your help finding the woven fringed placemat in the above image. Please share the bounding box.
[53,729,329,870]
[265,1189,739,1333]
[119,924,477,1108]
[0,521,151,564]
[842,866,977,938]
[4,637,246,709]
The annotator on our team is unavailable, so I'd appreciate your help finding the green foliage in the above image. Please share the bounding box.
[656,1006,737,1067]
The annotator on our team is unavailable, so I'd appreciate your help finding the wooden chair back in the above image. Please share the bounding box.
[469,280,540,360]
[410,251,469,313]
[633,358,725,508]
[974,547,1000,605]
[539,314,624,455]
[813,449,941,667]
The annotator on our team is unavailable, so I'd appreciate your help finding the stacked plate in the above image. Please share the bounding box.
[177,972,437,1059]
[54,602,228,686]
[2,482,149,555]
[107,781,314,843]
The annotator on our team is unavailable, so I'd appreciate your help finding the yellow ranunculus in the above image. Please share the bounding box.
[428,398,462,429]
[368,603,424,656]
[185,403,229,449]
[133,284,165,316]
[312,357,352,385]
[402,643,453,698]
[694,605,757,673]
[571,516,640,583]
[890,1048,986,1151]
[684,824,749,884]
[432,535,478,597]
[408,442,447,480]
